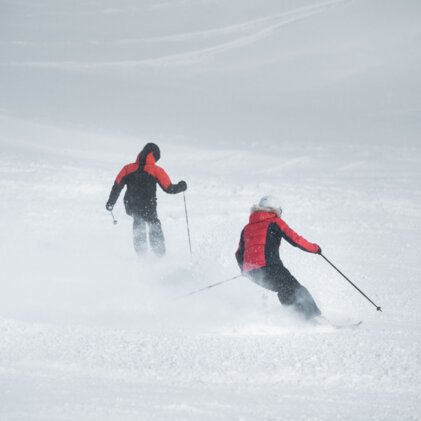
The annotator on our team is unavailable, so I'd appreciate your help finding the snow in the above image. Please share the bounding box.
[1,0,421,420]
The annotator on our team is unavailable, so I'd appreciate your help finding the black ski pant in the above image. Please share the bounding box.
[132,213,165,256]
[247,264,321,320]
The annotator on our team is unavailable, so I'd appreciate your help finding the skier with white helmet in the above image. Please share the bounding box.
[235,195,322,320]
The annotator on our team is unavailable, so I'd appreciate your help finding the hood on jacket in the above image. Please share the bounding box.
[137,143,161,167]
[249,210,277,224]
[250,195,283,218]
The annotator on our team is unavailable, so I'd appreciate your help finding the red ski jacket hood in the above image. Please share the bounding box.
[249,211,277,224]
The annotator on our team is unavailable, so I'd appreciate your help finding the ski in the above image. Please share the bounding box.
[313,316,362,329]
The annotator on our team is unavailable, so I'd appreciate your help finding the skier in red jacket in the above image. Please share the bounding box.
[106,143,187,256]
[235,196,322,320]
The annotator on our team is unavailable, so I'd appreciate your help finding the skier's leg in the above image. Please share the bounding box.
[292,285,321,320]
[248,266,282,292]
[274,266,321,320]
[133,215,147,256]
[148,218,166,256]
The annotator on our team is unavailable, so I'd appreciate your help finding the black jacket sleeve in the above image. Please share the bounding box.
[235,229,245,271]
[107,182,124,206]
[164,180,187,194]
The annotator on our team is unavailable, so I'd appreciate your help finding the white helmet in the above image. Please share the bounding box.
[252,195,283,217]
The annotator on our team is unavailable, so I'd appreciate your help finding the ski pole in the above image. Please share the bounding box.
[183,192,193,254]
[175,274,243,300]
[109,210,118,225]
[320,253,382,312]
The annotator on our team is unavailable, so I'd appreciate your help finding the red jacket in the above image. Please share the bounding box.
[236,211,319,272]
[106,143,186,218]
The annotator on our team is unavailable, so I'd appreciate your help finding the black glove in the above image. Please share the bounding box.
[105,202,114,211]
[316,246,322,255]
[178,180,187,192]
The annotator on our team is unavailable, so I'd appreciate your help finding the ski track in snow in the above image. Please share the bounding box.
[118,0,348,45]
[1,0,349,69]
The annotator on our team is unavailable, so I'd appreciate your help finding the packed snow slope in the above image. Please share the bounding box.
[1,0,421,420]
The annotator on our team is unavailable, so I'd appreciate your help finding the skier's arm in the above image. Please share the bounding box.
[235,229,245,271]
[148,165,187,194]
[106,166,128,208]
[276,219,320,253]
